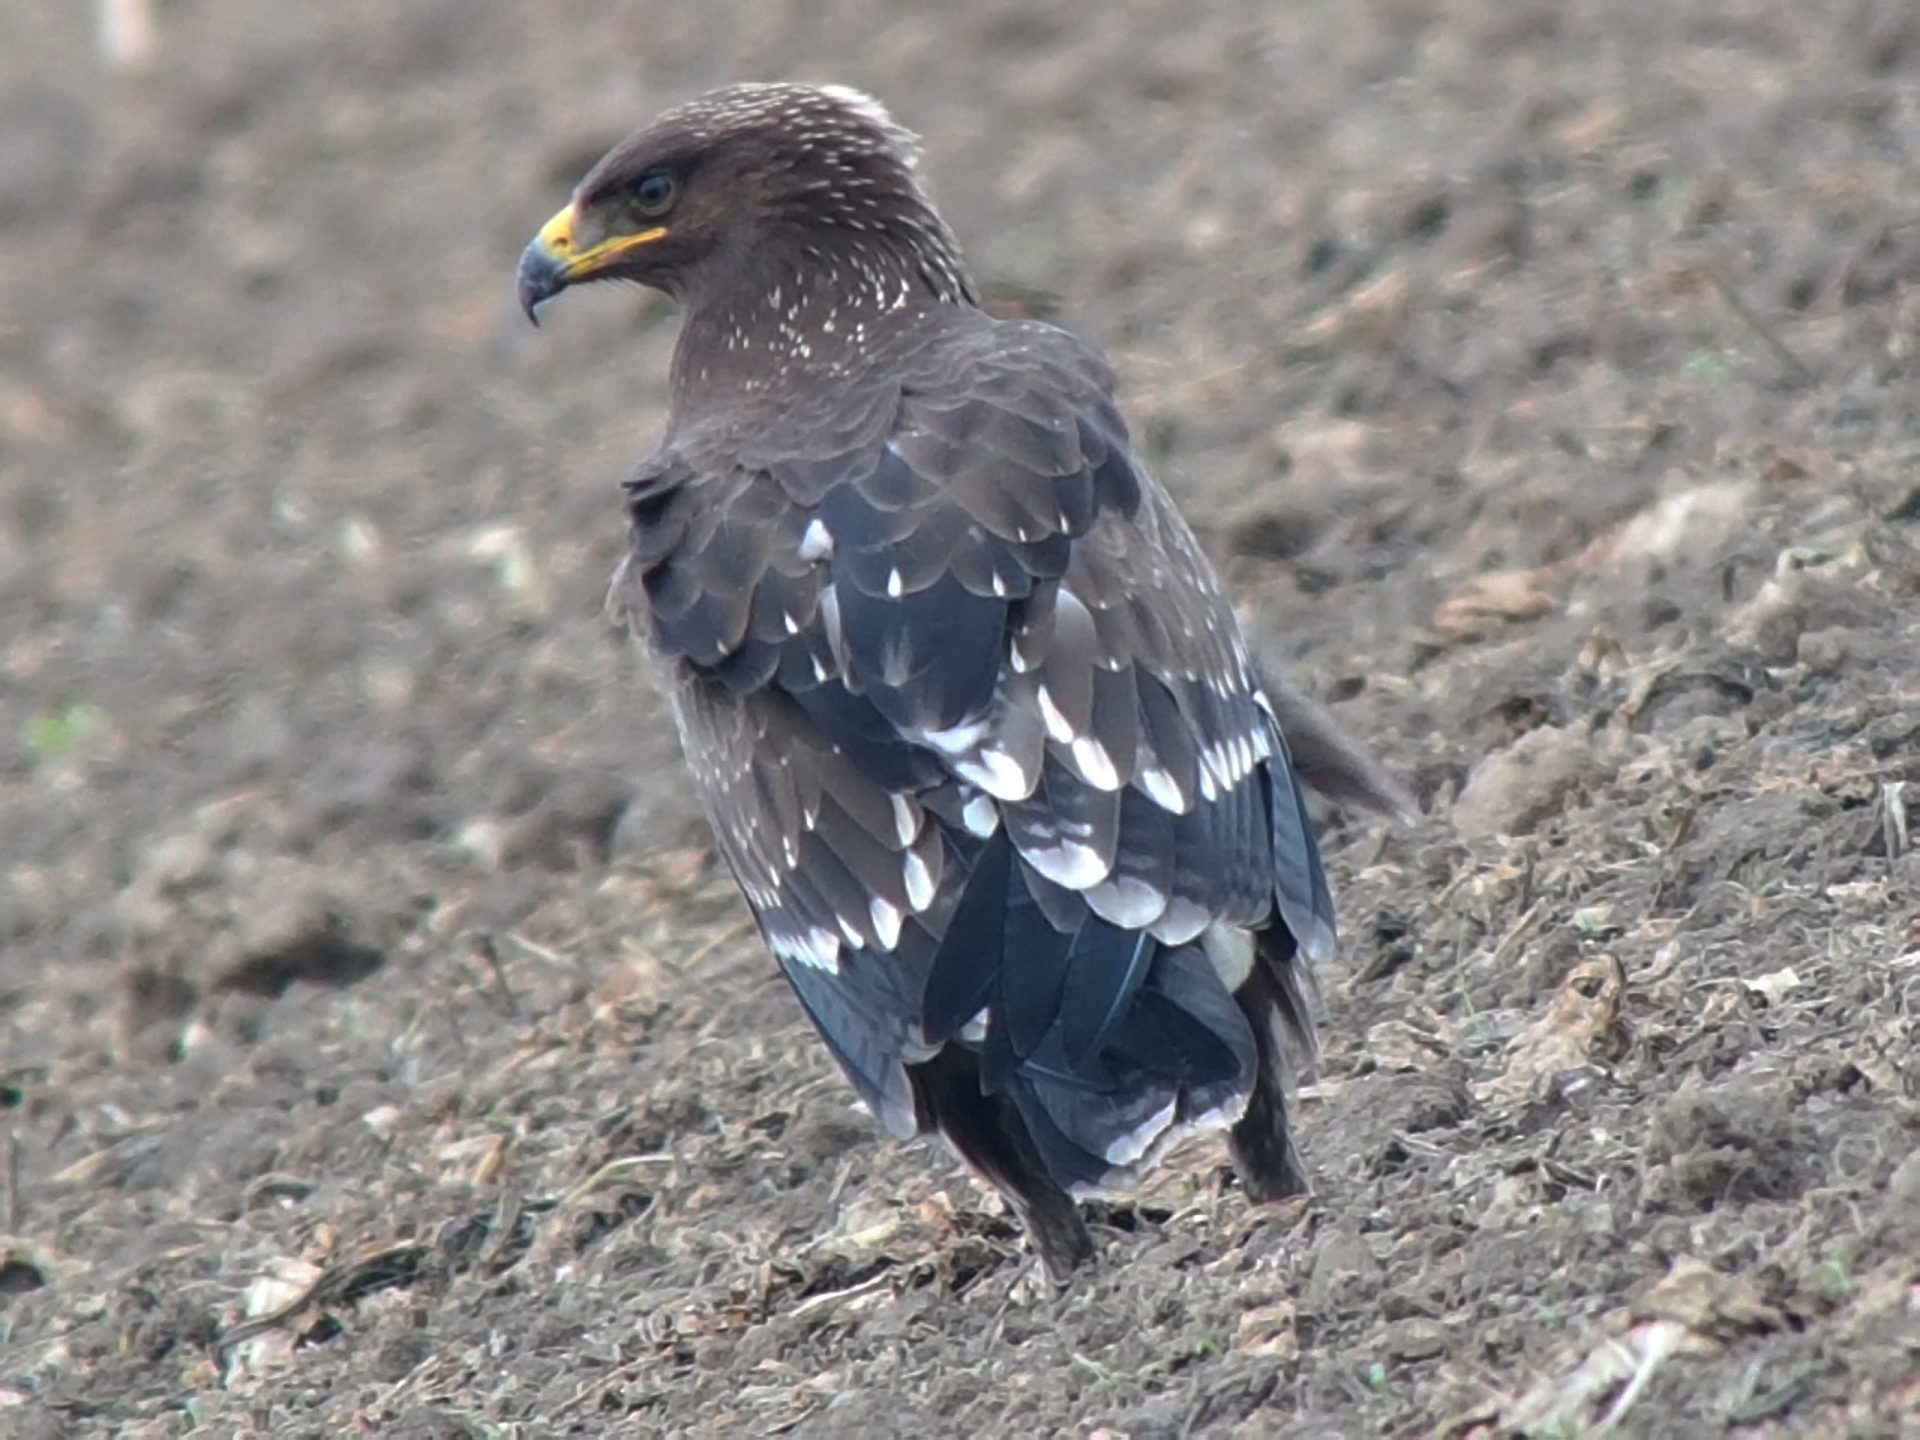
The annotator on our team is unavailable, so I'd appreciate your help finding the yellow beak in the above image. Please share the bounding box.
[516,204,668,321]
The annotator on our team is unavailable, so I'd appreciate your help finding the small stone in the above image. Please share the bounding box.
[1452,725,1601,839]
[1383,1316,1451,1360]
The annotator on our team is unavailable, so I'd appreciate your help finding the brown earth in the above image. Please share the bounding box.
[4,1,1919,1435]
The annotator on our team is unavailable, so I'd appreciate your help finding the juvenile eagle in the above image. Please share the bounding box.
[518,82,1400,1277]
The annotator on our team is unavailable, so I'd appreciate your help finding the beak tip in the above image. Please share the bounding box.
[516,237,567,327]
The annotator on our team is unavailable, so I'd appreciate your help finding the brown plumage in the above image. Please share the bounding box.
[518,82,1402,1279]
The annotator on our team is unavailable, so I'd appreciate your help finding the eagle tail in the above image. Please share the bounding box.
[914,931,1267,1277]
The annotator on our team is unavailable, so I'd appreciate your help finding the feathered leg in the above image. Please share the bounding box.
[1227,930,1318,1201]
[912,1046,1094,1280]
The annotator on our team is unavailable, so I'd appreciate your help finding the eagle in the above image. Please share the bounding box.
[517,82,1403,1278]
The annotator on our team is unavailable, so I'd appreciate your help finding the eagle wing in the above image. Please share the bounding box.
[618,317,1334,1174]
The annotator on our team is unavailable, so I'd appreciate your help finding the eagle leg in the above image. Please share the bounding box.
[1226,933,1315,1201]
[911,1046,1094,1281]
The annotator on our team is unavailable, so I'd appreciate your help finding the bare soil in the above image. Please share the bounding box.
[3,1,1918,1435]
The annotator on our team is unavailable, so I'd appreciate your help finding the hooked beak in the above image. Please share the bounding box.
[516,203,667,323]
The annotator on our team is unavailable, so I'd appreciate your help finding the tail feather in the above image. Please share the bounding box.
[906,828,1323,1277]
[920,935,1260,1214]
[1014,958,1256,1179]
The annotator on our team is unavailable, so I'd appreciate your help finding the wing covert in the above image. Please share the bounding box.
[623,317,1335,1146]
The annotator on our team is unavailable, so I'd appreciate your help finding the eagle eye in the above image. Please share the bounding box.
[633,171,679,217]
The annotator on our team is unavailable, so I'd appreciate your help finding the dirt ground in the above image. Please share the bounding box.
[3,0,1918,1434]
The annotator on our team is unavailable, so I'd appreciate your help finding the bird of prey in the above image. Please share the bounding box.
[518,83,1402,1278]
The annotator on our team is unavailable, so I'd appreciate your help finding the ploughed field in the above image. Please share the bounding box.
[2,1,1916,1434]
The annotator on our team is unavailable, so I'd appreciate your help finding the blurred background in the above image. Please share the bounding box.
[3,0,1917,1433]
